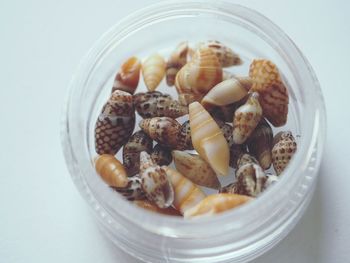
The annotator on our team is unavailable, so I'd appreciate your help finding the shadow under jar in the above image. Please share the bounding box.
[61,1,326,262]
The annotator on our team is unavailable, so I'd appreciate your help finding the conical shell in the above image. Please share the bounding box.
[139,117,182,149]
[272,131,297,175]
[112,56,141,94]
[113,176,146,201]
[177,120,194,150]
[247,118,273,170]
[95,90,135,155]
[189,102,229,176]
[134,200,181,216]
[163,166,206,215]
[134,91,188,119]
[249,59,289,127]
[201,77,252,109]
[150,144,172,166]
[232,92,262,144]
[94,154,128,188]
[122,130,153,176]
[172,151,221,189]
[142,54,166,91]
[166,41,189,86]
[175,47,222,105]
[139,151,174,208]
[199,40,242,67]
[184,193,253,218]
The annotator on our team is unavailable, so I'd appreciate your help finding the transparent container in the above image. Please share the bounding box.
[61,1,326,262]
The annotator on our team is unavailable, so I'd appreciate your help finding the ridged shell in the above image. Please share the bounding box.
[272,131,297,175]
[134,200,181,216]
[247,119,273,170]
[189,102,229,176]
[166,41,189,86]
[112,56,141,94]
[232,92,262,144]
[163,166,206,215]
[134,91,188,119]
[177,120,194,150]
[201,77,252,109]
[142,54,166,91]
[175,47,222,105]
[95,90,135,155]
[199,40,242,67]
[94,154,128,188]
[139,151,174,208]
[184,193,253,218]
[172,151,221,189]
[139,117,182,149]
[113,176,146,201]
[249,59,289,127]
[150,144,172,166]
[122,131,153,176]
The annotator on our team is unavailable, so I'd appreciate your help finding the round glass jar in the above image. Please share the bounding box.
[61,1,326,262]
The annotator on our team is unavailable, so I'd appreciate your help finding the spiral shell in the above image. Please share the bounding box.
[232,92,262,144]
[175,47,222,105]
[166,41,189,86]
[94,154,128,188]
[139,117,182,149]
[142,54,166,91]
[199,40,242,67]
[139,151,174,208]
[113,176,146,201]
[112,56,141,94]
[184,193,253,218]
[172,151,221,189]
[134,200,181,216]
[272,131,297,175]
[247,119,273,170]
[150,144,172,166]
[122,131,153,176]
[189,102,229,176]
[95,90,135,155]
[249,59,289,127]
[177,120,193,150]
[163,166,206,215]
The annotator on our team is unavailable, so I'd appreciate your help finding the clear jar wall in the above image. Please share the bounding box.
[61,1,326,262]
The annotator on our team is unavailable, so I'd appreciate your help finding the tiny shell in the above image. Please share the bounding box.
[166,41,189,86]
[189,102,229,176]
[232,92,262,144]
[139,117,182,149]
[139,151,174,208]
[184,193,253,218]
[112,56,141,94]
[134,200,181,216]
[113,176,146,201]
[177,120,194,150]
[95,90,135,155]
[247,119,273,170]
[272,131,297,175]
[122,131,153,176]
[95,154,128,188]
[142,54,166,91]
[172,150,221,189]
[150,144,172,166]
[163,166,206,215]
[249,59,289,127]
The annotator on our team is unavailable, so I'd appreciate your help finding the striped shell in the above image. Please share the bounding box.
[142,54,166,91]
[184,193,253,218]
[166,41,189,86]
[177,120,194,150]
[272,131,297,175]
[134,200,181,216]
[122,130,153,176]
[172,151,221,189]
[139,151,174,208]
[249,59,289,127]
[189,102,229,176]
[163,166,206,215]
[95,90,135,155]
[113,176,146,201]
[175,47,222,105]
[232,92,262,144]
[112,56,141,94]
[150,144,173,166]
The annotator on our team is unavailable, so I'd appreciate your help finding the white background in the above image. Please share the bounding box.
[0,0,349,262]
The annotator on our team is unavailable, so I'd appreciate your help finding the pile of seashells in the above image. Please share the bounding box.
[94,40,297,218]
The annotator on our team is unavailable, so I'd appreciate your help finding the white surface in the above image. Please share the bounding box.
[0,0,349,262]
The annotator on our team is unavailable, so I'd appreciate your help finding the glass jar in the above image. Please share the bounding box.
[61,1,326,262]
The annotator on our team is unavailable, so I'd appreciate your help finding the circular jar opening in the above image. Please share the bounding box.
[61,1,326,262]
